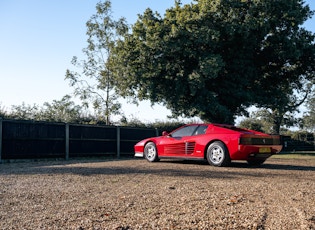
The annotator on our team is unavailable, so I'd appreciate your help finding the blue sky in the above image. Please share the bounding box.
[0,0,314,122]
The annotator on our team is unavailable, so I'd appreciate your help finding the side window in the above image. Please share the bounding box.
[193,125,208,136]
[171,125,198,138]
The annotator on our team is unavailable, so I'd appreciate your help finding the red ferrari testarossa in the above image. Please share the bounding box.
[134,123,282,166]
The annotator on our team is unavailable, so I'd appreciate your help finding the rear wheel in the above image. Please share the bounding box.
[144,142,158,162]
[206,141,231,167]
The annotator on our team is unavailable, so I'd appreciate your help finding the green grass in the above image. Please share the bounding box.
[272,152,315,159]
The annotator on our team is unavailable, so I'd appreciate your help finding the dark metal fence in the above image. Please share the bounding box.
[281,135,315,152]
[1,119,313,162]
[0,119,158,161]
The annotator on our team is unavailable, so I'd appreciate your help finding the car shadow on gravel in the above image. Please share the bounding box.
[250,162,315,171]
[164,159,315,171]
[0,162,233,178]
[0,159,314,180]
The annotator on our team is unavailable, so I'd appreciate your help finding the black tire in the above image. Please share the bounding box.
[206,141,231,167]
[247,159,266,166]
[144,142,159,162]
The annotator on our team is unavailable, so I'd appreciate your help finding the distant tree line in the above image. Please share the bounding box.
[1,96,89,124]
[238,90,315,134]
[1,93,314,134]
[0,95,187,132]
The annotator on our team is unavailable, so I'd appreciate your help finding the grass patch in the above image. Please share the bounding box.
[272,152,315,159]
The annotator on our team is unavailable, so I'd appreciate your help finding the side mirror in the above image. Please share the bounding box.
[162,131,169,136]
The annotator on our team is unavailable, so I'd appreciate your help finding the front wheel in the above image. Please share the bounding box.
[206,141,230,167]
[144,142,159,162]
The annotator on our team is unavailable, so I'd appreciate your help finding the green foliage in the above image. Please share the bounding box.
[119,114,187,133]
[291,130,315,142]
[111,0,315,126]
[3,96,85,123]
[291,130,314,142]
[0,98,192,129]
[302,90,315,132]
[238,108,301,134]
[146,120,186,135]
[119,115,146,127]
[65,0,128,125]
[9,103,41,120]
[0,103,8,119]
[238,118,264,132]
[39,95,83,123]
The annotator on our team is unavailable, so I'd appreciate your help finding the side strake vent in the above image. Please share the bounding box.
[164,142,196,155]
[239,136,281,145]
[185,142,196,154]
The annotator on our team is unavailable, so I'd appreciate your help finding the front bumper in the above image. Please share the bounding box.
[134,152,144,158]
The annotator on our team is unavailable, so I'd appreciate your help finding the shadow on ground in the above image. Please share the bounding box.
[0,158,314,180]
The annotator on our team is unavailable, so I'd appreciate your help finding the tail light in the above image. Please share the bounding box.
[239,135,281,145]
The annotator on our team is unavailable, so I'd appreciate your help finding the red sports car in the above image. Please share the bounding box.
[134,123,282,166]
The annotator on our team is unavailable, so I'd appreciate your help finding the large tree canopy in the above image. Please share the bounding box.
[111,0,315,124]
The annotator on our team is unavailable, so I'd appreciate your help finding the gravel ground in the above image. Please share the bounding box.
[0,157,314,230]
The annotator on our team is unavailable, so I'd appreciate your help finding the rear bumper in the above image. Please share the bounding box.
[232,145,282,160]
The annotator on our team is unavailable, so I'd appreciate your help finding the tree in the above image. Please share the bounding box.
[255,80,313,134]
[3,96,85,123]
[302,90,315,131]
[248,0,315,134]
[111,0,315,126]
[39,95,83,123]
[66,0,128,125]
[9,103,40,120]
[238,117,264,133]
[0,103,8,119]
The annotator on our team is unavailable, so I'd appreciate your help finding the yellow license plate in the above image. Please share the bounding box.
[259,147,271,153]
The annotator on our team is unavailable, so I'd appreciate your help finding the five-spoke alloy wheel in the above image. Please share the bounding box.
[144,142,159,162]
[206,141,231,167]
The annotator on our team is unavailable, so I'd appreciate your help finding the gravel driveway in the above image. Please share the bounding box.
[0,157,314,229]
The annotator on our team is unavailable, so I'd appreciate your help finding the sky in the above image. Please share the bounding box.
[0,0,314,123]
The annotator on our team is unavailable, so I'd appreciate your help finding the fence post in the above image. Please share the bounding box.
[0,118,2,163]
[116,126,120,158]
[65,123,69,160]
